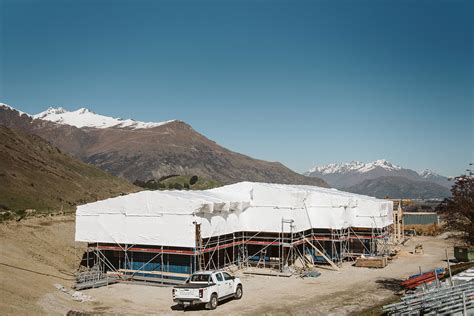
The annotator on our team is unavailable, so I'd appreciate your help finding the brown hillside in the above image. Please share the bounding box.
[0,125,139,213]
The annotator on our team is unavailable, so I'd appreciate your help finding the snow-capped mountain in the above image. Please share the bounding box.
[32,107,175,129]
[1,103,175,130]
[419,169,452,188]
[305,160,451,190]
[0,102,328,187]
[307,159,402,175]
[420,169,441,179]
[0,103,29,117]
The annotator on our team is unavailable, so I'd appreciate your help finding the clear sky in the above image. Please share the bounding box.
[1,0,472,176]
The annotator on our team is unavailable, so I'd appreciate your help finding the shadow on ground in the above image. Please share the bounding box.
[170,297,235,312]
[375,278,404,292]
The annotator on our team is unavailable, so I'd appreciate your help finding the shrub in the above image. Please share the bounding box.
[190,175,198,185]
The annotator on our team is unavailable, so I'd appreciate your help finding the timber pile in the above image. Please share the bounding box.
[355,256,388,268]
[400,268,445,290]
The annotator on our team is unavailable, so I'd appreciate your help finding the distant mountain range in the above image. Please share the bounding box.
[305,160,452,199]
[0,104,328,187]
[0,125,139,213]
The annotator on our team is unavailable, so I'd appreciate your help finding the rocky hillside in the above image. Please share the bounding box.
[343,176,451,199]
[0,125,139,213]
[0,104,328,187]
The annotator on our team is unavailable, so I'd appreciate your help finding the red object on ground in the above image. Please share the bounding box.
[401,271,445,289]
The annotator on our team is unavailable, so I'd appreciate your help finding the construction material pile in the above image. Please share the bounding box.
[400,267,446,290]
[384,281,474,314]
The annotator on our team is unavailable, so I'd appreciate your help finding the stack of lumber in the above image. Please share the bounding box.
[355,256,388,268]
[401,268,446,289]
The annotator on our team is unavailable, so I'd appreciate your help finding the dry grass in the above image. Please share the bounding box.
[405,224,441,236]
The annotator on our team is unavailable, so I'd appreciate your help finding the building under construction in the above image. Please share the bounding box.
[75,182,393,285]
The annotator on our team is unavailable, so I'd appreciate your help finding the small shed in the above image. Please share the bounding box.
[403,212,439,225]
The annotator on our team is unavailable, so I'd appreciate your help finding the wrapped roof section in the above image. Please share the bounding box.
[75,182,393,247]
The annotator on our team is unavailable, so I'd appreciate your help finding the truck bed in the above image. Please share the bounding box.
[174,283,215,289]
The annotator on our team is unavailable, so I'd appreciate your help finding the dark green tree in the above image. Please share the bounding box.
[190,175,199,185]
[436,175,474,244]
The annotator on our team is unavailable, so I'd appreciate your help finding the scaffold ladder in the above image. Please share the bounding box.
[194,223,205,271]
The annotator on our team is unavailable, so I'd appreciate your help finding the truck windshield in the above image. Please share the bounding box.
[190,274,211,282]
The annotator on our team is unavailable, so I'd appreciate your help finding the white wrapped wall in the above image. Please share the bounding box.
[75,182,393,248]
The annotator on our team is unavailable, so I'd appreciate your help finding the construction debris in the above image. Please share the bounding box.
[243,267,293,277]
[54,284,93,302]
[301,271,321,278]
[414,244,424,255]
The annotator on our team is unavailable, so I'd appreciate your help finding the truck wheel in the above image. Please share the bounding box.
[207,293,218,310]
[235,284,243,300]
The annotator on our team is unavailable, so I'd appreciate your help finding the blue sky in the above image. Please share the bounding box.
[1,0,472,176]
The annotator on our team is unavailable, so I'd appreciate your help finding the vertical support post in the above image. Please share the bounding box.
[194,222,204,271]
[86,244,90,269]
[232,233,235,267]
[161,245,164,283]
[400,202,404,240]
[303,231,306,262]
[463,291,467,316]
[397,201,401,241]
[446,248,453,287]
[279,221,283,272]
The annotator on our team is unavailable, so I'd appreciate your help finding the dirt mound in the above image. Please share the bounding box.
[0,215,85,314]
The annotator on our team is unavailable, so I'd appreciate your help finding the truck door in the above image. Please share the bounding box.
[222,272,234,296]
[214,272,227,297]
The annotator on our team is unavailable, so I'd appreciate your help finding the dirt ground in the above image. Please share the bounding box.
[0,215,458,315]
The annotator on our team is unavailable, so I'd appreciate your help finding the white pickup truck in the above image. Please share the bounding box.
[172,271,243,310]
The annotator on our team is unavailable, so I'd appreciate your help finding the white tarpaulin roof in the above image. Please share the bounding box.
[75,182,393,248]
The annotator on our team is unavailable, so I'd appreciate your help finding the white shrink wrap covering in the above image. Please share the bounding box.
[75,182,393,247]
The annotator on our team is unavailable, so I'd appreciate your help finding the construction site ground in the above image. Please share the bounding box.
[0,215,458,315]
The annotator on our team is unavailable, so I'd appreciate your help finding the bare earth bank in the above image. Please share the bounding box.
[0,215,456,315]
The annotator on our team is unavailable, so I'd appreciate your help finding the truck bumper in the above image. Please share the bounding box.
[174,298,203,306]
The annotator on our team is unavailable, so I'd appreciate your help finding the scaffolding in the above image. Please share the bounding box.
[77,220,391,288]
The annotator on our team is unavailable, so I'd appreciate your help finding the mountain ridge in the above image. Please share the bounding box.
[305,159,452,198]
[0,103,328,187]
[343,176,451,199]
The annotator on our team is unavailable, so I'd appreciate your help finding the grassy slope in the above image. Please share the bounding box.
[0,126,140,214]
[159,175,222,190]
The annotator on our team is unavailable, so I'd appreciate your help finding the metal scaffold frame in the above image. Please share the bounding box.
[76,220,391,288]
